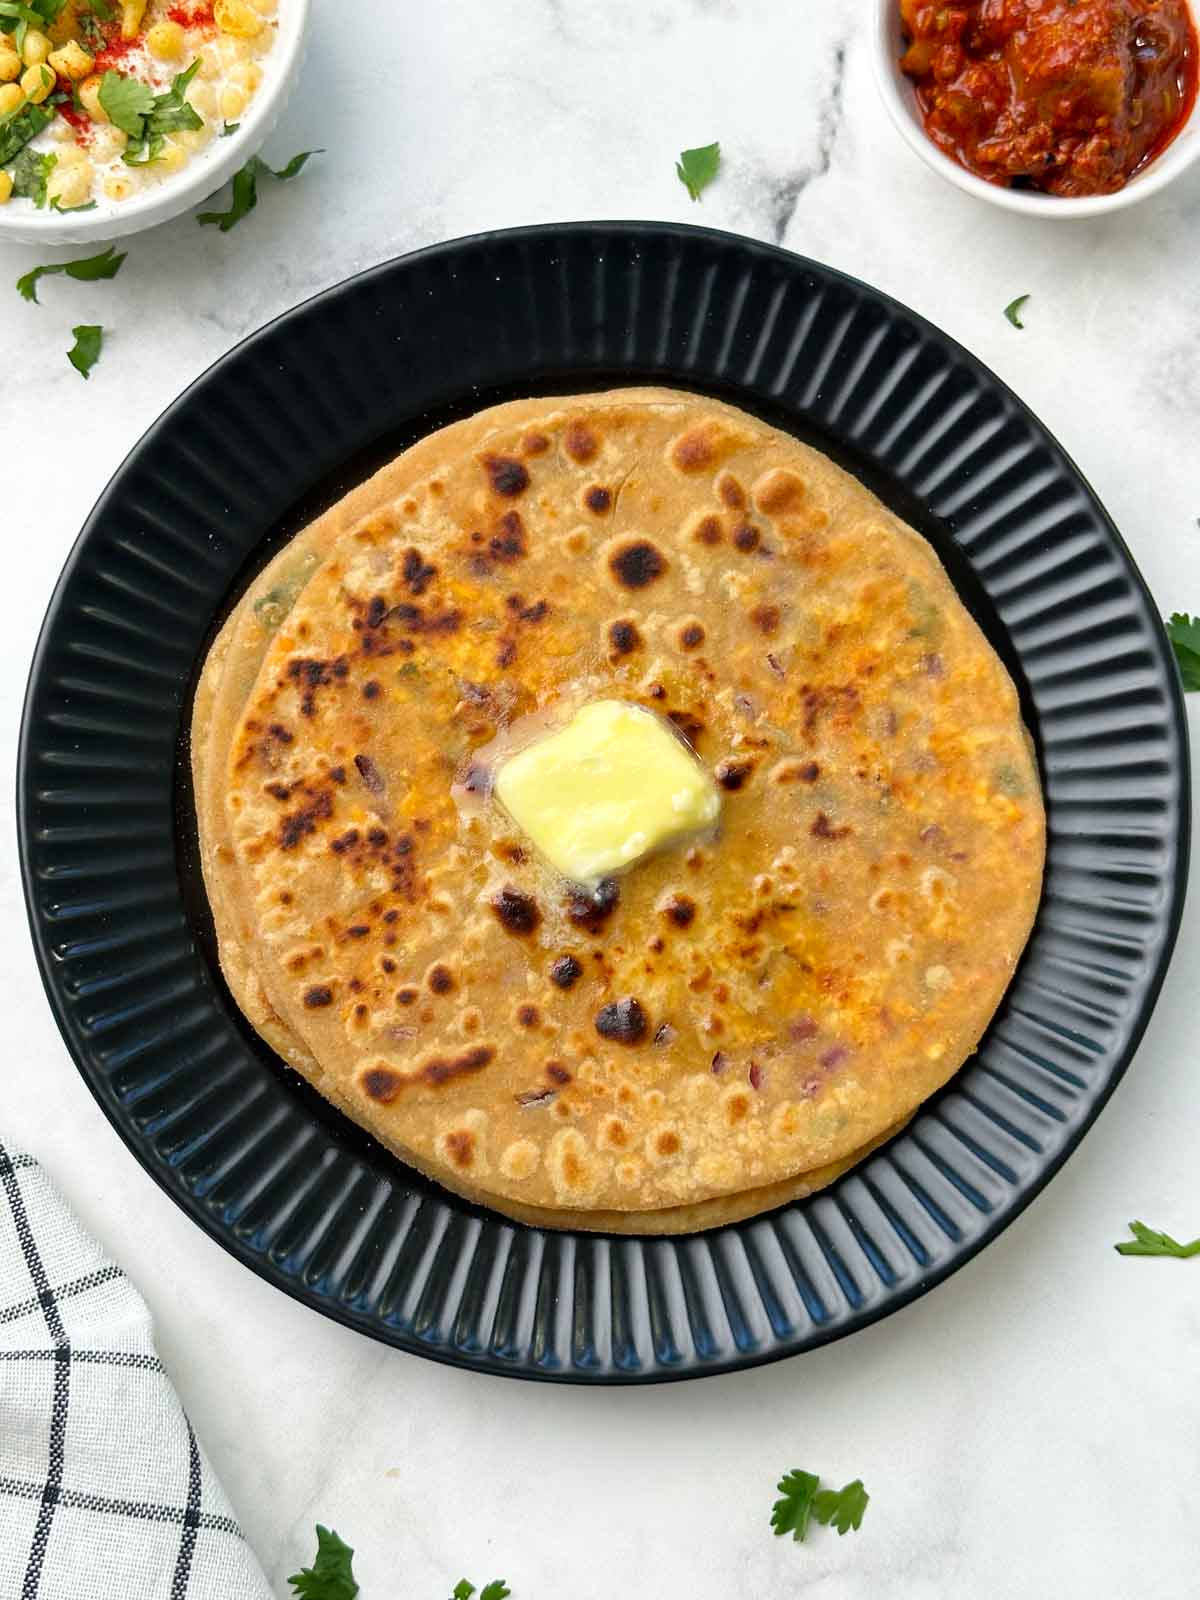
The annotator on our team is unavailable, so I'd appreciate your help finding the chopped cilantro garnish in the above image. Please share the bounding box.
[98,71,157,138]
[67,323,103,379]
[197,148,322,231]
[220,120,240,136]
[104,60,203,165]
[0,98,58,166]
[1116,1220,1200,1257]
[1004,293,1030,329]
[50,197,98,213]
[17,244,126,304]
[1165,614,1200,691]
[9,146,56,207]
[287,1526,358,1599]
[675,140,721,202]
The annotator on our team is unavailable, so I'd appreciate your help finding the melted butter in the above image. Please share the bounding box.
[493,700,721,883]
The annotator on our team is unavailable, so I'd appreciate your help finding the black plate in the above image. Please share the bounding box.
[19,223,1189,1383]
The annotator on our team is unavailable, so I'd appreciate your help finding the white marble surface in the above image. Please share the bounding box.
[3,3,1200,1595]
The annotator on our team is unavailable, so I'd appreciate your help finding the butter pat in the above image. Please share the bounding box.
[494,700,720,883]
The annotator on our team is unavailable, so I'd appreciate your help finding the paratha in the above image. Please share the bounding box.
[197,389,1045,1229]
[192,393,902,1231]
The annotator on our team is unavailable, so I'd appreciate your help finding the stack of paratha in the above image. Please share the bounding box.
[192,389,1045,1234]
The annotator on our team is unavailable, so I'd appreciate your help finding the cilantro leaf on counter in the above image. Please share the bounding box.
[771,1470,821,1542]
[17,243,126,303]
[66,323,103,379]
[772,1468,869,1544]
[98,71,156,137]
[287,1526,359,1600]
[812,1479,870,1536]
[1004,293,1030,328]
[1166,614,1200,691]
[676,140,721,202]
[452,1583,511,1600]
[196,148,322,231]
[1115,1220,1200,1258]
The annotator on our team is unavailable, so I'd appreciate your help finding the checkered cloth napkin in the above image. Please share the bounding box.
[0,1139,273,1600]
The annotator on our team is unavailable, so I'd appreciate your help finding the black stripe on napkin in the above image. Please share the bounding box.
[170,1417,205,1598]
[0,1145,71,1600]
[0,1264,123,1327]
[0,1475,241,1536]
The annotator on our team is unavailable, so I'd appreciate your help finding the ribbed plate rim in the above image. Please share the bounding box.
[16,220,1191,1383]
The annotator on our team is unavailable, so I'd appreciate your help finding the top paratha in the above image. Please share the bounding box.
[208,389,1045,1220]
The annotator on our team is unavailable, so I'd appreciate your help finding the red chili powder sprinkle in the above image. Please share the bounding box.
[168,2,215,23]
[57,99,94,143]
[94,32,144,74]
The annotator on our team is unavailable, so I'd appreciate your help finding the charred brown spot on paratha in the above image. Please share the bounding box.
[595,997,648,1045]
[677,619,705,651]
[492,886,541,936]
[715,471,745,509]
[358,1044,495,1105]
[772,758,820,784]
[505,594,550,624]
[482,454,529,497]
[401,548,437,595]
[811,811,852,840]
[566,878,619,933]
[550,954,582,989]
[715,758,755,791]
[666,709,704,744]
[444,1130,476,1169]
[609,540,666,589]
[669,423,718,473]
[801,684,860,739]
[732,523,761,553]
[608,619,641,656]
[303,984,334,1008]
[691,514,723,546]
[564,421,598,463]
[488,511,527,565]
[660,894,696,928]
[597,1115,630,1151]
[750,603,781,635]
[396,986,418,1006]
[361,1066,402,1102]
[584,486,612,514]
[279,788,334,850]
[521,430,549,455]
[287,656,350,717]
[362,680,383,701]
[516,1004,539,1027]
[427,963,456,995]
[753,468,807,516]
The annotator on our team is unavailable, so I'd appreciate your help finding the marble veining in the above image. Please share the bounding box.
[2,2,1199,1596]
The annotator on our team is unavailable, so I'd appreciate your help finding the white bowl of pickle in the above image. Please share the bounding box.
[0,0,310,244]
